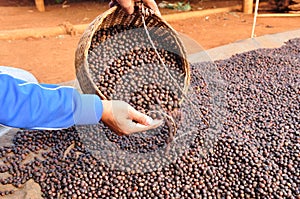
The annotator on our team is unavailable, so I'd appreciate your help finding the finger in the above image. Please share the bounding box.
[128,107,153,126]
[117,0,134,14]
[127,119,164,133]
[142,0,161,16]
[144,119,164,129]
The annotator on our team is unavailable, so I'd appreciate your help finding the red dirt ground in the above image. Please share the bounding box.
[0,0,299,83]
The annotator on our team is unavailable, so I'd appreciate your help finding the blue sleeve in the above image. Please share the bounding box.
[0,73,103,129]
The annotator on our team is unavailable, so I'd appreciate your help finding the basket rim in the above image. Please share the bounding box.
[76,5,191,102]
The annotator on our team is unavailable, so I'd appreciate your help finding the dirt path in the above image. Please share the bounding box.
[0,1,299,83]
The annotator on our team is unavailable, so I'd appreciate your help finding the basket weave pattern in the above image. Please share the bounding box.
[75,5,190,101]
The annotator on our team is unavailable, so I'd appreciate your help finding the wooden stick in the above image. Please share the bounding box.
[258,13,300,17]
[243,0,254,14]
[0,26,66,40]
[35,0,45,12]
[163,5,242,22]
[251,0,260,38]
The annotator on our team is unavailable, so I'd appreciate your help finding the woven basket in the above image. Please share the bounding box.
[75,3,190,102]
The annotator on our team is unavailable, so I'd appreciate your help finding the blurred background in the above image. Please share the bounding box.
[0,0,299,84]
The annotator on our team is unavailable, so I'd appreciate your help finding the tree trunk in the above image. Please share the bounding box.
[35,0,45,12]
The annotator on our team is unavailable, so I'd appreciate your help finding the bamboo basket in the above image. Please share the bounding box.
[75,2,190,102]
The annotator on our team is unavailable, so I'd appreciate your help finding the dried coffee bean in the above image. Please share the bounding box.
[0,38,299,199]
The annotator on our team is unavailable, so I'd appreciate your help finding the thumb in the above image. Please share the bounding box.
[126,119,164,133]
[128,107,153,126]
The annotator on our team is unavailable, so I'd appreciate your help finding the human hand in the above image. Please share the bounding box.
[101,100,163,136]
[109,0,161,16]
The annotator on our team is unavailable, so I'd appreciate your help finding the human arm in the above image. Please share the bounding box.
[0,73,102,129]
[109,0,161,16]
[0,73,162,134]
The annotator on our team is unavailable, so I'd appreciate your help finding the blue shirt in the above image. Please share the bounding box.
[0,73,103,129]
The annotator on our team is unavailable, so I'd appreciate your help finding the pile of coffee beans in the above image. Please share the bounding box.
[0,38,299,198]
[86,24,192,157]
[88,24,186,113]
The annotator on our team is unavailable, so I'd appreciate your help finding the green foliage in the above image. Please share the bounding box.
[159,1,192,11]
[176,2,191,11]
